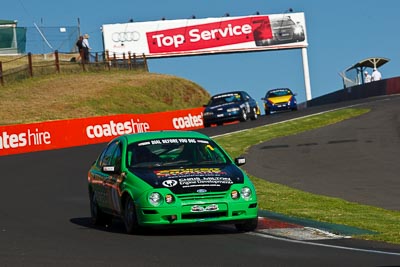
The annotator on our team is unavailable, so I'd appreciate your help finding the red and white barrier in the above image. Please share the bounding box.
[0,107,204,156]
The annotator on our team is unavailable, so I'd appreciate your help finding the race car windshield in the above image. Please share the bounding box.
[127,138,230,168]
[267,89,292,98]
[209,94,241,105]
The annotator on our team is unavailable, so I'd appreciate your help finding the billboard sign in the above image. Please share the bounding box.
[102,12,307,58]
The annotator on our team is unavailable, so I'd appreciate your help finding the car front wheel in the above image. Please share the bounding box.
[123,195,140,234]
[239,109,247,122]
[250,107,258,120]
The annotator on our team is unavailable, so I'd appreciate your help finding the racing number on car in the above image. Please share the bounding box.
[245,102,250,113]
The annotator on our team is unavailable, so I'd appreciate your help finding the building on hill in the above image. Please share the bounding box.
[0,19,26,55]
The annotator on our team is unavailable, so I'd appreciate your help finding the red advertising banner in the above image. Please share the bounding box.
[146,16,272,53]
[0,107,204,156]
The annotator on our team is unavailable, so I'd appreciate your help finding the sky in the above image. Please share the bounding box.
[2,0,399,106]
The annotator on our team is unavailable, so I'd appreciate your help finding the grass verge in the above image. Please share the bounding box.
[215,108,400,244]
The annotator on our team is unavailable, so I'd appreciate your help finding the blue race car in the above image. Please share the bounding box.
[203,91,260,127]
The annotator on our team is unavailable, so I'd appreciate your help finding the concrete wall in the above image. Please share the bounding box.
[307,76,400,107]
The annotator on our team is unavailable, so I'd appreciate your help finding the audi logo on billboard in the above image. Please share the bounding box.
[112,31,141,42]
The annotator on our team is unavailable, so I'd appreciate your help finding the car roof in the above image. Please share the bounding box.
[120,130,210,144]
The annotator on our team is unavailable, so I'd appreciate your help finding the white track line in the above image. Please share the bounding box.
[248,232,400,256]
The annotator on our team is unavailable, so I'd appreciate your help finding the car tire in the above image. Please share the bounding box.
[123,195,140,234]
[204,122,211,128]
[90,190,112,227]
[239,109,247,122]
[235,218,258,232]
[250,107,258,120]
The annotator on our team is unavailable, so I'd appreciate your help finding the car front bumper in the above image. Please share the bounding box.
[136,200,258,227]
[203,112,242,125]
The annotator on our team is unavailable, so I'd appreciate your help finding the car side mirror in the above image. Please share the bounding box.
[235,157,246,166]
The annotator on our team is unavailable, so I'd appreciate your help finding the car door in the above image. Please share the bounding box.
[247,92,258,112]
[102,142,123,214]
[91,140,120,212]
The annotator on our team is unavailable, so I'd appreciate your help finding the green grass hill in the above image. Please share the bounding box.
[0,71,210,125]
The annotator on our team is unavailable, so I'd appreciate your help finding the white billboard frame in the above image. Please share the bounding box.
[102,12,312,100]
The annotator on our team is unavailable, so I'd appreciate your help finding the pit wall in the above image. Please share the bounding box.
[307,76,400,107]
[0,107,204,156]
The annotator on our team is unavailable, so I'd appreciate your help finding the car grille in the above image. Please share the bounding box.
[273,101,288,106]
[177,192,227,202]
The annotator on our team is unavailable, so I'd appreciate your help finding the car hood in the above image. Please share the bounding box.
[267,95,292,104]
[129,164,244,194]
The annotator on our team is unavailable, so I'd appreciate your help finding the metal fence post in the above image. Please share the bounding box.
[28,53,33,77]
[55,50,60,73]
[106,50,111,71]
[128,52,132,70]
[143,54,148,72]
[113,53,117,68]
[123,53,126,69]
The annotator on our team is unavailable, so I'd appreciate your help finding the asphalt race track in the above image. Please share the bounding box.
[1,95,400,266]
[243,95,400,211]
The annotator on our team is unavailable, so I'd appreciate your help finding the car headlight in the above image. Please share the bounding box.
[227,107,240,112]
[149,192,162,206]
[241,187,252,200]
[203,111,213,116]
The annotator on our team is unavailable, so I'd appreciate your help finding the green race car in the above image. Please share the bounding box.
[87,130,258,234]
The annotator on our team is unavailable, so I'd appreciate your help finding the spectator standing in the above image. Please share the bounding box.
[82,33,91,63]
[75,35,83,62]
[371,68,382,81]
[364,71,371,83]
